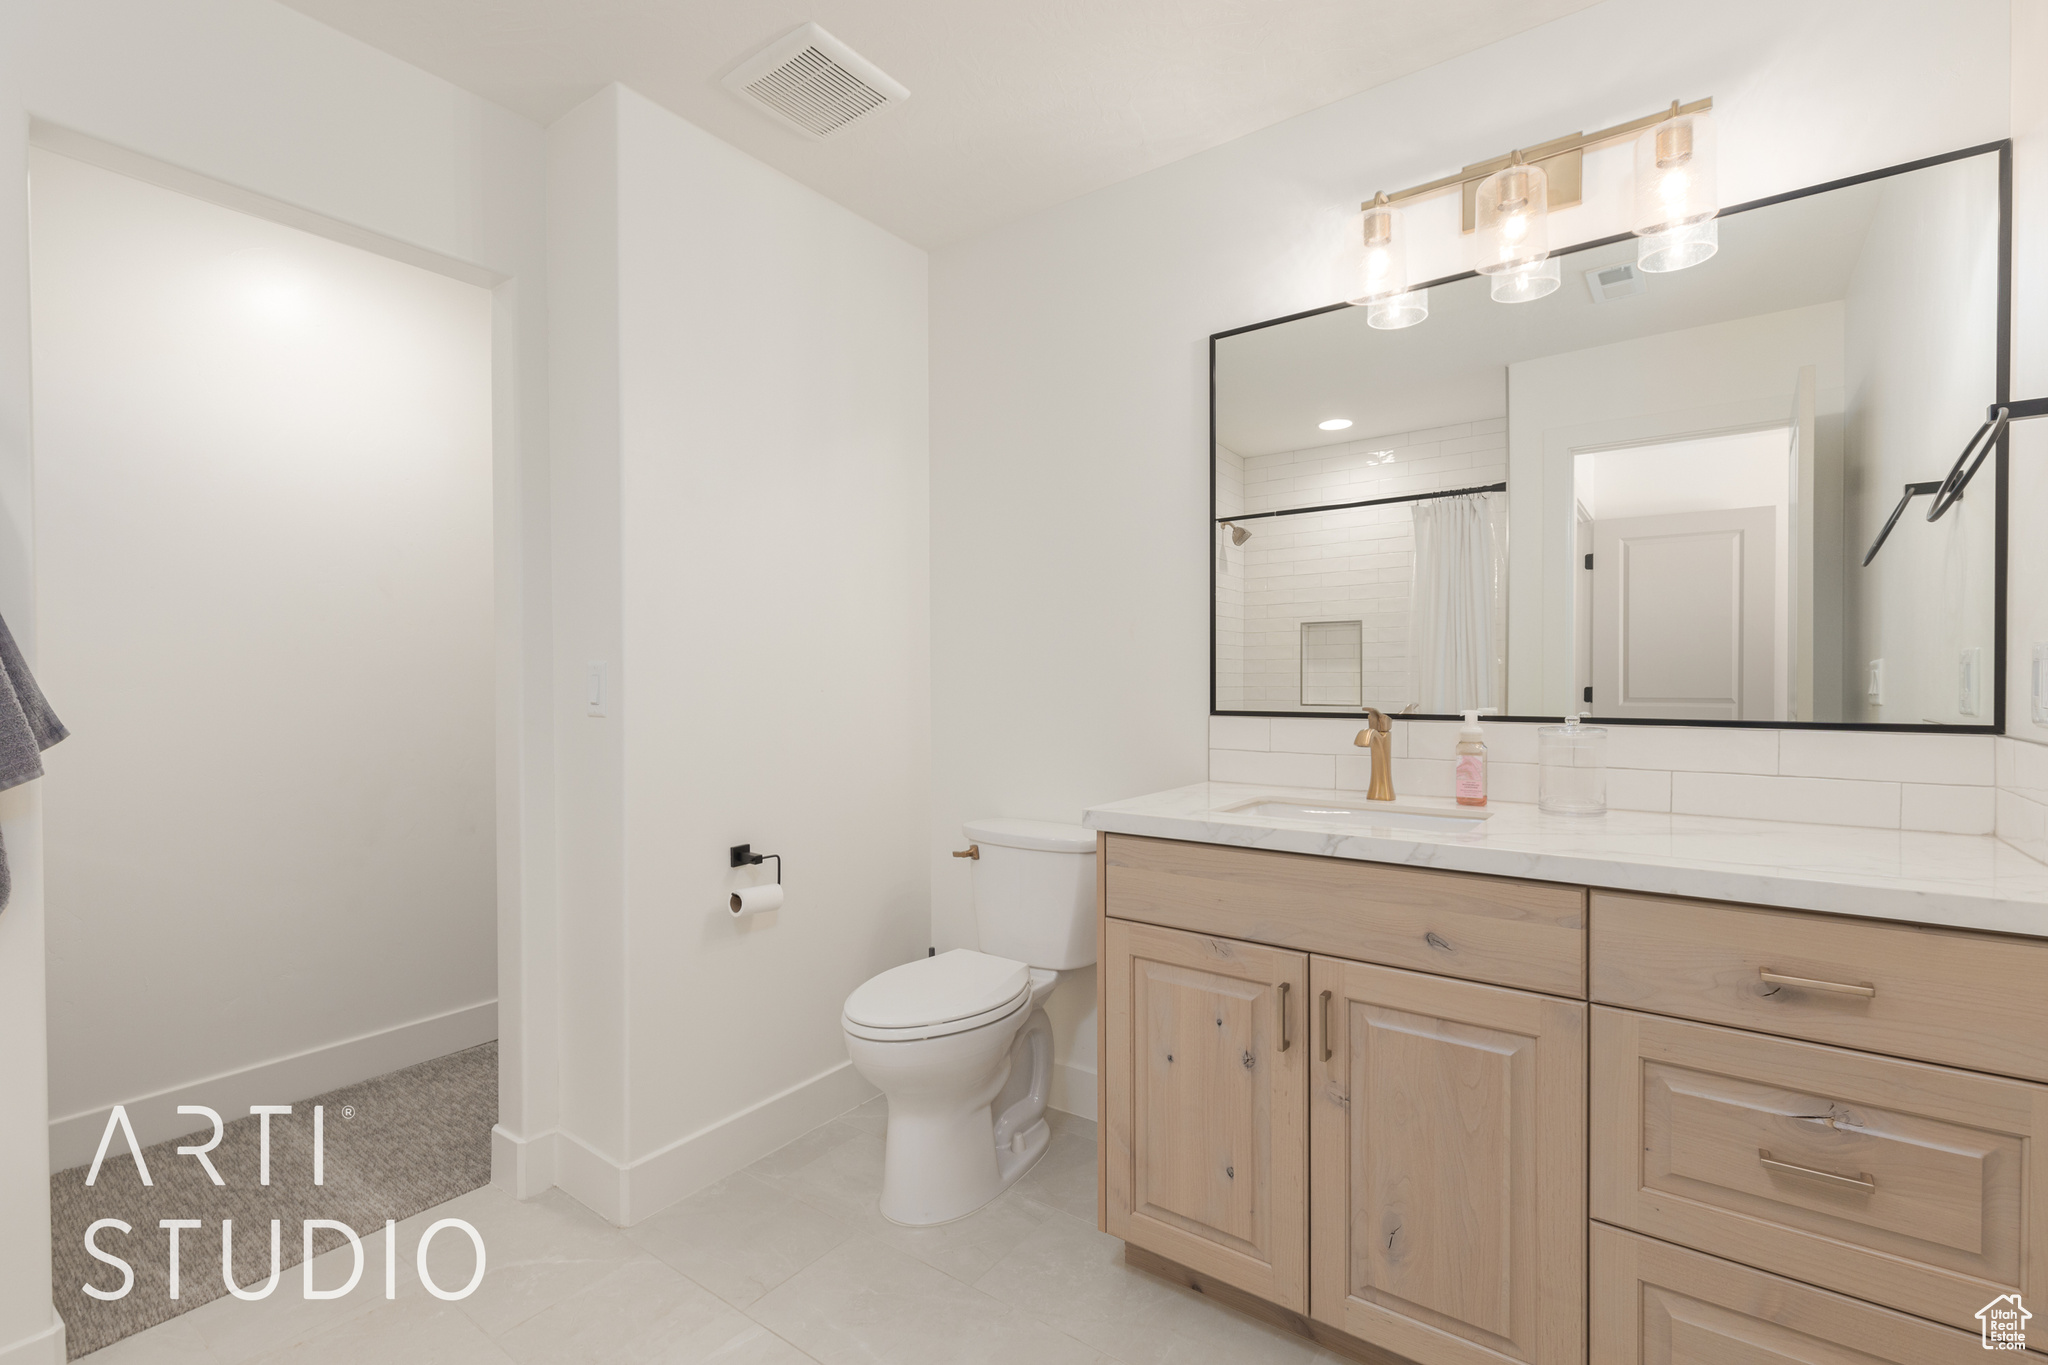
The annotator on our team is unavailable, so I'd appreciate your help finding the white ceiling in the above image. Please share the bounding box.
[1214,178,1887,457]
[270,0,1605,247]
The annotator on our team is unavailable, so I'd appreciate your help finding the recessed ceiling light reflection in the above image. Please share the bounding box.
[1318,419,1354,431]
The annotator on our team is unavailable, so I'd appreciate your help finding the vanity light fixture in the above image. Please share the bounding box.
[1632,102,1719,271]
[1490,256,1561,304]
[1349,193,1430,328]
[1365,289,1429,330]
[1355,96,1717,313]
[1474,151,1550,276]
[1318,418,1354,431]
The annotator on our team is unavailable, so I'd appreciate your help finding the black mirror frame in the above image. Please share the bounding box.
[1208,139,2013,735]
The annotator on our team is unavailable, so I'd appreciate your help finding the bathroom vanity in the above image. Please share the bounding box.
[1088,787,2048,1364]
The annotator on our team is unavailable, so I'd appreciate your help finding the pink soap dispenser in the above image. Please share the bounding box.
[1455,708,1498,807]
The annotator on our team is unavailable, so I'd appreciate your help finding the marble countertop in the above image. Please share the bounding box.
[1084,782,2048,938]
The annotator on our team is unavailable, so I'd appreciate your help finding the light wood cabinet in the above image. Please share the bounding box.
[1591,1006,2048,1338]
[1310,955,1586,1365]
[1590,891,2048,1082]
[1590,1224,1986,1364]
[1105,834,1586,997]
[1102,917,1309,1310]
[1097,834,2048,1363]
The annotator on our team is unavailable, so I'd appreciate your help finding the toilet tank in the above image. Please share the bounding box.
[962,818,1098,970]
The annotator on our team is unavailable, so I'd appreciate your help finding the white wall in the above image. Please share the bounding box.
[1842,158,2001,726]
[30,149,496,1169]
[929,0,2011,1104]
[546,84,930,1224]
[0,2,549,1355]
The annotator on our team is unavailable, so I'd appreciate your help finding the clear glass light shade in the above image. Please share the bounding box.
[1353,200,1409,302]
[1489,257,1560,304]
[1632,109,1717,237]
[1365,288,1429,330]
[1474,158,1550,275]
[1637,217,1719,273]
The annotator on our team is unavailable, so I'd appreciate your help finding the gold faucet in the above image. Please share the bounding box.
[1353,708,1395,801]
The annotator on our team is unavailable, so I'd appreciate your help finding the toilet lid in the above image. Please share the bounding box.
[844,949,1030,1031]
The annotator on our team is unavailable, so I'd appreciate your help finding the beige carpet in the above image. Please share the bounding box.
[50,1042,496,1358]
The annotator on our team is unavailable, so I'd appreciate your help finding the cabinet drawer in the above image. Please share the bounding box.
[1590,890,2048,1081]
[1590,1224,1989,1364]
[1592,1007,2048,1338]
[1105,835,1585,997]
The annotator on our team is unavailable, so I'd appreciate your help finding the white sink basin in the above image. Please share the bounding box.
[1226,798,1490,833]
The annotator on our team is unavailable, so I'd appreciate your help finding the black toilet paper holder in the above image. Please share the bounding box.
[729,844,781,884]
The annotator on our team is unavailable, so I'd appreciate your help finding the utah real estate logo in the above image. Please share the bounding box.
[1978,1294,2031,1351]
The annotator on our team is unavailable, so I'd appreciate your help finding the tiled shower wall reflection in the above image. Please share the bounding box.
[1226,419,1506,711]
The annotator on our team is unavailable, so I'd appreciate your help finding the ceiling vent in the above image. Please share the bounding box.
[1583,260,1647,304]
[722,23,909,140]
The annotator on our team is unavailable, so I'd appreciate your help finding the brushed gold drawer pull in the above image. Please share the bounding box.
[1758,1149,1876,1193]
[1760,968,1875,998]
[1319,990,1333,1062]
[1278,982,1292,1052]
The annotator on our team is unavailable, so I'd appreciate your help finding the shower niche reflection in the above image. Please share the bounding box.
[1211,142,2006,728]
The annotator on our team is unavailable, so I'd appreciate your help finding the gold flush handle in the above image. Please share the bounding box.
[1759,968,1875,998]
[1758,1149,1875,1193]
[952,845,979,860]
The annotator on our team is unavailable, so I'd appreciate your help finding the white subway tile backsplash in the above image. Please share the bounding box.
[1672,772,1901,828]
[1605,725,1778,774]
[1901,783,1995,834]
[1390,756,1453,797]
[1209,719,2011,840]
[2000,735,2048,805]
[1271,717,1368,754]
[1487,761,1538,804]
[1606,767,1672,812]
[1997,788,2048,863]
[1209,715,1270,751]
[1778,730,1992,786]
[1211,748,1334,787]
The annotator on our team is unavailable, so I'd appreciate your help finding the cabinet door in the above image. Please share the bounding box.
[1104,918,1309,1310]
[1590,1224,1988,1364]
[1310,955,1586,1365]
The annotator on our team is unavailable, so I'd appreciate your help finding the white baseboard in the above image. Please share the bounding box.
[1049,1061,1097,1123]
[545,1059,878,1227]
[491,1122,558,1200]
[0,1312,63,1365]
[48,1001,498,1172]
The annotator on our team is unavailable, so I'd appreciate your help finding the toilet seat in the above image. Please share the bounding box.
[843,949,1031,1042]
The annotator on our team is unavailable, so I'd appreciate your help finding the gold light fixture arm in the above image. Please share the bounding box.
[1363,97,1713,230]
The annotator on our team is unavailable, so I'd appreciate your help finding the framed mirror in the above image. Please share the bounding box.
[1212,141,2009,730]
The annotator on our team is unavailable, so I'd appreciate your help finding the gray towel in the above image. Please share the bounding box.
[0,611,65,911]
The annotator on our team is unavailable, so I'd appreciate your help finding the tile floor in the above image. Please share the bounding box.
[84,1103,1346,1363]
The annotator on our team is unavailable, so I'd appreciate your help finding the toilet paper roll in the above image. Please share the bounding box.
[730,883,784,917]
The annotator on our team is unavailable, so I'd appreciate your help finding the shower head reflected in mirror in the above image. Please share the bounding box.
[1223,522,1252,546]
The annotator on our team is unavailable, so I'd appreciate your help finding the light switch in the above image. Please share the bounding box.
[1867,659,1885,707]
[587,661,607,717]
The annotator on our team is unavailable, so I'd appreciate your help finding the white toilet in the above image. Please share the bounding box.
[842,817,1097,1226]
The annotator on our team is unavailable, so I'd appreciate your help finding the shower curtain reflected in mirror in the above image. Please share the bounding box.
[1408,491,1505,713]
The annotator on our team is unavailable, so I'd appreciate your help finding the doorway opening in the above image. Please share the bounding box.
[1572,426,1794,722]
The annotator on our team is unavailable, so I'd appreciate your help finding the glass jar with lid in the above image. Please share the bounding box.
[1537,714,1607,815]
